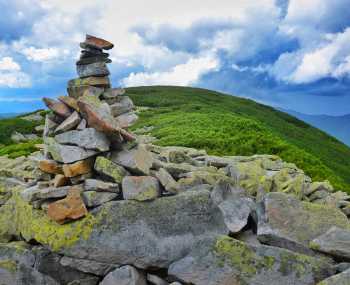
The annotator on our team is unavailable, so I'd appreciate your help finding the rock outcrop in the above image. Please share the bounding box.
[1,35,350,285]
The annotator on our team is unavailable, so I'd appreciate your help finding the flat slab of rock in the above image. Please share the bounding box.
[115,112,138,128]
[110,96,134,117]
[55,128,110,152]
[111,145,153,175]
[82,191,118,207]
[122,176,160,201]
[68,77,111,88]
[43,97,72,118]
[47,187,88,224]
[39,160,63,175]
[256,192,350,255]
[46,137,97,164]
[168,236,334,285]
[310,227,350,260]
[77,62,110,78]
[21,185,71,202]
[60,256,116,276]
[316,268,350,285]
[100,265,146,285]
[84,179,119,193]
[55,111,81,134]
[155,168,179,194]
[62,158,94,178]
[84,34,114,50]
[67,85,105,99]
[94,156,128,183]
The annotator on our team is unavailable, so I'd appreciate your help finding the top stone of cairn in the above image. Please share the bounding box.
[81,34,114,50]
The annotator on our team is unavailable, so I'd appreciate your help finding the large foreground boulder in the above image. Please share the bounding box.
[169,236,334,285]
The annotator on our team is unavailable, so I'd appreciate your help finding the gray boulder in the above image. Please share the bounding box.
[110,96,134,116]
[256,192,350,255]
[168,236,334,285]
[82,191,118,207]
[122,176,160,201]
[84,179,119,193]
[115,112,138,128]
[155,168,180,194]
[94,156,129,183]
[76,62,110,78]
[100,265,146,285]
[54,111,81,134]
[21,185,71,202]
[310,227,350,260]
[316,268,350,285]
[55,128,110,152]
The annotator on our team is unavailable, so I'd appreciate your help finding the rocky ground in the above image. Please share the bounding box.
[1,35,350,285]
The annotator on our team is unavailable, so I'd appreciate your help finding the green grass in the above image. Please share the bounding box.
[0,140,42,159]
[127,86,350,193]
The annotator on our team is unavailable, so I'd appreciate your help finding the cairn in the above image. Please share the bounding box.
[21,35,153,224]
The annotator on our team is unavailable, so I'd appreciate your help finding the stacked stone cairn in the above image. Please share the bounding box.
[22,35,153,224]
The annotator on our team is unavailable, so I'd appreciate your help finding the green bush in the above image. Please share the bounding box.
[0,139,42,159]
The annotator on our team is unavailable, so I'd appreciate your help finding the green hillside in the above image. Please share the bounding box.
[127,86,350,193]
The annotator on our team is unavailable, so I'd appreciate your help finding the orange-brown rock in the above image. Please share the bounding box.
[47,187,87,224]
[63,158,94,178]
[84,34,114,50]
[39,160,63,174]
[43,97,72,118]
[53,174,69,187]
[58,96,79,112]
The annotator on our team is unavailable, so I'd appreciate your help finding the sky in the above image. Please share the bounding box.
[0,0,349,115]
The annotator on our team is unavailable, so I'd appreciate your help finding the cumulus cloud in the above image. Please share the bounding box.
[0,57,21,71]
[0,57,31,88]
[21,47,61,62]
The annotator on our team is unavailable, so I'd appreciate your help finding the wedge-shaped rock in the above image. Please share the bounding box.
[46,137,97,164]
[63,158,94,178]
[111,144,152,175]
[78,93,135,141]
[39,160,63,174]
[47,187,88,224]
[110,96,134,116]
[155,168,179,194]
[82,191,118,207]
[115,112,138,128]
[54,111,81,134]
[100,265,146,285]
[60,256,116,276]
[316,268,350,285]
[122,176,160,201]
[77,62,110,78]
[55,128,110,152]
[310,227,350,260]
[21,185,71,202]
[58,96,79,111]
[94,156,128,183]
[43,97,72,118]
[256,192,350,255]
[168,236,334,285]
[84,34,114,50]
[84,179,119,193]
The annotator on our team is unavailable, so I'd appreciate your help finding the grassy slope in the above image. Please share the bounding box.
[127,86,350,192]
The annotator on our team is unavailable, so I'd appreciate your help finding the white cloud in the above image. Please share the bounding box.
[22,47,60,62]
[0,57,21,71]
[0,71,31,88]
[122,55,219,86]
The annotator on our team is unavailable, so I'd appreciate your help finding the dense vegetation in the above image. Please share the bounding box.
[127,86,350,193]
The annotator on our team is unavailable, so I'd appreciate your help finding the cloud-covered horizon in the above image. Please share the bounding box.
[0,0,349,115]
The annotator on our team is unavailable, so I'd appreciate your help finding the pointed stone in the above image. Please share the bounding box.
[58,96,79,111]
[55,128,110,152]
[76,119,87,130]
[39,160,63,174]
[47,187,88,224]
[155,168,179,194]
[84,34,114,50]
[43,114,58,137]
[43,97,72,118]
[94,156,128,183]
[54,111,81,134]
[62,158,94,178]
[77,62,110,78]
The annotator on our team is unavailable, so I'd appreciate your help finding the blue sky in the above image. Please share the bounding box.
[0,0,349,115]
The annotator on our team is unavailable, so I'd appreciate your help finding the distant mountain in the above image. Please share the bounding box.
[0,113,20,118]
[281,109,350,146]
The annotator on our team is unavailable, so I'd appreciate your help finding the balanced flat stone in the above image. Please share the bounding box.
[82,191,118,207]
[310,227,350,260]
[45,137,97,164]
[122,176,161,201]
[55,128,110,152]
[94,156,128,184]
[77,62,110,78]
[77,55,112,66]
[67,85,105,99]
[21,185,71,202]
[68,77,111,88]
[43,97,72,118]
[84,34,114,50]
[47,187,88,224]
[84,179,120,193]
[54,111,81,134]
[62,158,94,178]
[256,192,350,255]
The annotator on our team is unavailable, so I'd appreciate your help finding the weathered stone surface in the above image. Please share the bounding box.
[84,179,119,193]
[70,173,93,185]
[46,137,97,164]
[39,160,63,174]
[43,97,72,118]
[55,128,110,152]
[317,268,350,285]
[21,185,71,202]
[110,96,134,116]
[76,118,87,130]
[305,181,334,196]
[211,180,255,233]
[115,112,138,128]
[67,85,105,99]
[62,158,94,178]
[54,111,81,134]
[77,62,110,78]
[43,115,58,137]
[310,227,350,260]
[58,96,79,112]
[47,187,88,224]
[11,131,26,143]
[122,176,161,201]
[84,34,114,50]
[168,236,334,285]
[59,256,116,276]
[68,77,110,88]
[155,168,179,194]
[100,265,146,285]
[53,174,69,187]
[78,93,135,141]
[256,192,350,255]
[111,144,153,175]
[102,88,125,99]
[77,55,112,65]
[94,156,128,183]
[147,274,168,285]
[82,191,118,207]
